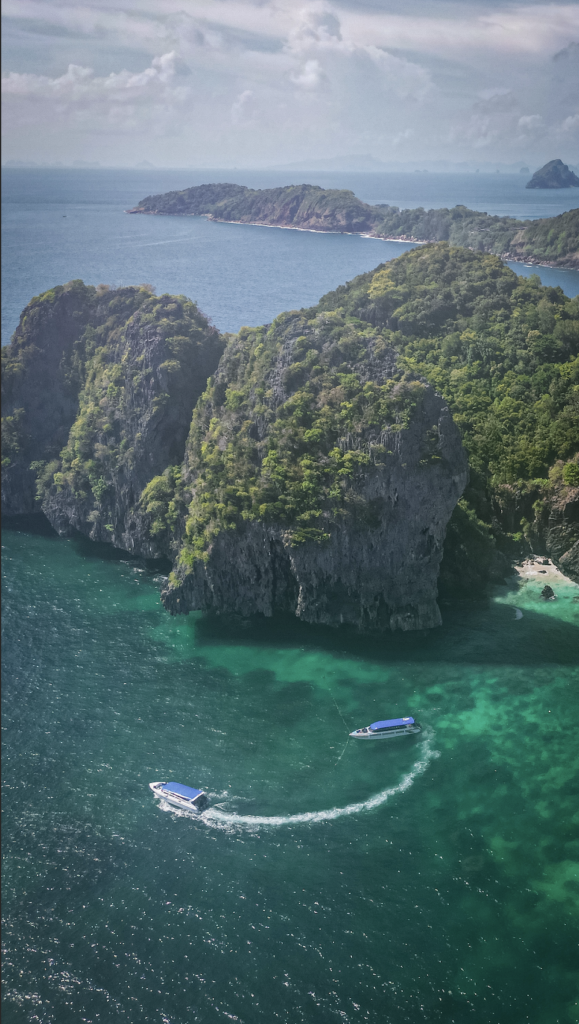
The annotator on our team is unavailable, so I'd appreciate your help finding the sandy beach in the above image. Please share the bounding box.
[514,555,576,590]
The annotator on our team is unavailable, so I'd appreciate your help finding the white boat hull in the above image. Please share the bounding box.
[149,781,206,812]
[350,725,421,739]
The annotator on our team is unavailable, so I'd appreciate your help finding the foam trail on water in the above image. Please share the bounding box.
[203,733,438,830]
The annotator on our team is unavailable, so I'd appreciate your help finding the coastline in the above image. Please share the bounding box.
[495,555,579,620]
[514,555,578,590]
[125,209,578,271]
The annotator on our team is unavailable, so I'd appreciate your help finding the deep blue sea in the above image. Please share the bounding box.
[2,170,579,1024]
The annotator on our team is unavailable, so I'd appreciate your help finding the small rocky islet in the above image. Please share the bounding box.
[526,158,579,190]
[2,243,578,631]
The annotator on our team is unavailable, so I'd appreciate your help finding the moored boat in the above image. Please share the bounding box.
[350,717,421,739]
[149,781,208,812]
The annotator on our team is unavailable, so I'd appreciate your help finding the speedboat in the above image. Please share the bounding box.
[149,781,208,812]
[350,717,421,739]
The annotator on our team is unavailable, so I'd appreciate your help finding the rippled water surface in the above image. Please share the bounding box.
[3,522,579,1023]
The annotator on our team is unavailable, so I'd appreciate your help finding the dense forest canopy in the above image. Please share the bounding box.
[319,244,578,481]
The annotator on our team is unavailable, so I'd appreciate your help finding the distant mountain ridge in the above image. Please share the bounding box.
[128,182,579,269]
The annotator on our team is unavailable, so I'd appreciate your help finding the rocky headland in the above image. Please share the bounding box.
[128,182,579,270]
[3,245,578,630]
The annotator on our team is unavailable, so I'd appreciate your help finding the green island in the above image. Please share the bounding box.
[3,244,578,630]
[129,182,579,270]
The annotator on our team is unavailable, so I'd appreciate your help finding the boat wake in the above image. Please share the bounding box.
[202,732,438,831]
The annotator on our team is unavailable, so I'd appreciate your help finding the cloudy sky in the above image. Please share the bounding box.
[2,0,578,167]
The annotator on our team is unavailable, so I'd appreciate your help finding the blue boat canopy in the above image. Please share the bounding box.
[161,782,204,800]
[370,718,414,730]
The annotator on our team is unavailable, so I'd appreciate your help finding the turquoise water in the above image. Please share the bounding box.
[2,169,578,344]
[3,168,579,1022]
[3,521,579,1023]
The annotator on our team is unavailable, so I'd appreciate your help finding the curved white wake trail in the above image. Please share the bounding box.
[203,733,438,830]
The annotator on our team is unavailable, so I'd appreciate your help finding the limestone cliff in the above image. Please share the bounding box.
[2,283,224,556]
[162,309,468,631]
[2,282,150,516]
[542,490,579,579]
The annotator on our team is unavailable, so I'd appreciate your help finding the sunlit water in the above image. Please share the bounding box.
[3,522,579,1024]
[2,168,578,343]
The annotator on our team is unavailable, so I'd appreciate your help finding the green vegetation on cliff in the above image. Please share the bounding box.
[131,182,377,233]
[51,292,218,508]
[2,282,224,545]
[373,204,521,253]
[317,244,579,583]
[509,209,579,264]
[129,182,579,268]
[156,244,577,582]
[179,317,425,563]
[2,281,151,475]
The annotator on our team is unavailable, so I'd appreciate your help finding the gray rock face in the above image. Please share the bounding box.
[526,159,579,189]
[40,300,224,556]
[2,282,115,516]
[162,387,468,631]
[543,490,579,582]
[2,283,224,557]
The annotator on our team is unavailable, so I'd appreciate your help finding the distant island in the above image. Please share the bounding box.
[526,159,579,190]
[128,183,579,270]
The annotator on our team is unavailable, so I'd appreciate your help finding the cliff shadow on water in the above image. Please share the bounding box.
[189,600,579,668]
[4,512,577,668]
[2,243,578,634]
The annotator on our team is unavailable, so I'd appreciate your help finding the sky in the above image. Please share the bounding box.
[2,0,579,168]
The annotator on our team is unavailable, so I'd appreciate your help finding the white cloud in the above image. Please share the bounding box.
[561,113,579,131]
[342,3,579,58]
[290,59,324,89]
[2,52,192,134]
[231,88,254,123]
[286,2,344,54]
[517,114,544,129]
[516,113,545,142]
[392,127,414,147]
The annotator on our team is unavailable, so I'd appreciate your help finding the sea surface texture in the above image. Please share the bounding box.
[2,168,579,344]
[3,523,579,1024]
[2,169,579,1024]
